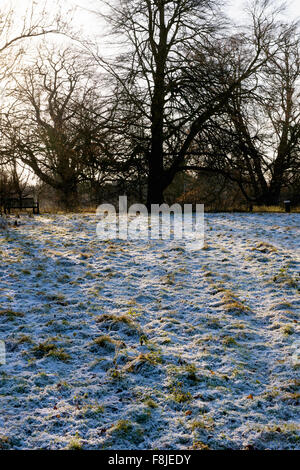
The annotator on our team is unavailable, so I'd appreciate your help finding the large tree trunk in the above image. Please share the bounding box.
[146,71,166,208]
[146,3,168,210]
[256,157,285,206]
[146,176,165,208]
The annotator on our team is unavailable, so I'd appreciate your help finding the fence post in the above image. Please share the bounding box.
[284,200,291,213]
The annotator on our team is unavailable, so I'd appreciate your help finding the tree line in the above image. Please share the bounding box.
[0,0,299,211]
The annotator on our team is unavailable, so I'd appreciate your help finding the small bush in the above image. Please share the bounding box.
[92,335,124,351]
[32,341,70,362]
[67,434,83,450]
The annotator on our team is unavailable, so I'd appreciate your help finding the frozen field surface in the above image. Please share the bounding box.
[0,213,299,450]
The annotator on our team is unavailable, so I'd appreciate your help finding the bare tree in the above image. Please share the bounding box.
[4,45,117,209]
[189,21,300,206]
[91,0,287,207]
[0,0,67,221]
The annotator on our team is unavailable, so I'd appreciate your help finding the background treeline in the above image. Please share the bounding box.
[0,0,300,212]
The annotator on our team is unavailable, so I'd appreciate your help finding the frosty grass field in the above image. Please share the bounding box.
[0,212,299,450]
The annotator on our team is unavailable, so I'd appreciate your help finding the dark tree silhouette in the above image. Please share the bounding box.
[93,0,286,207]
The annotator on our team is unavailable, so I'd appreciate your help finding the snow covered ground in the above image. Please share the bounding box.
[0,212,299,450]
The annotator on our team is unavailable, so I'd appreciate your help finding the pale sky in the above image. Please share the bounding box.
[7,0,300,42]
